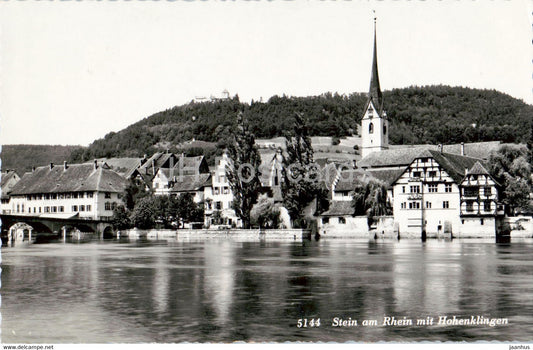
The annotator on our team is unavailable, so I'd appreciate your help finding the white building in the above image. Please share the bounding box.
[6,161,128,220]
[204,153,241,228]
[391,150,503,237]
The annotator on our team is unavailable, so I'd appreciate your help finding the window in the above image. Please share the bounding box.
[218,175,226,183]
[402,186,406,193]
[111,203,117,210]
[39,207,42,213]
[45,206,50,213]
[369,123,374,134]
[215,201,222,210]
[408,202,420,209]
[428,171,437,178]
[400,202,407,209]
[426,201,432,209]
[73,193,78,199]
[59,206,64,213]
[322,218,330,224]
[383,125,387,135]
[45,194,50,200]
[51,194,57,200]
[480,219,484,225]
[466,201,474,212]
[86,205,91,212]
[72,205,78,212]
[88,192,93,198]
[420,158,428,163]
[464,188,478,197]
[338,217,346,224]
[16,204,20,213]
[105,202,111,210]
[33,207,36,213]
[484,201,491,212]
[52,206,57,213]
[445,184,452,192]
[443,201,450,209]
[21,204,24,212]
[413,171,421,178]
[410,186,420,193]
[223,187,229,194]
[228,201,233,209]
[66,193,71,199]
[428,184,438,193]
[214,187,220,195]
[59,194,64,199]
[484,187,492,196]
[154,183,159,189]
[80,205,85,212]
[105,192,111,199]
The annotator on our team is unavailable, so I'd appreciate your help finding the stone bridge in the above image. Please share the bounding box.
[0,214,115,241]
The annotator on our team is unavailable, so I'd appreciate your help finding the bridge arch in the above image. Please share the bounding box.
[102,225,114,239]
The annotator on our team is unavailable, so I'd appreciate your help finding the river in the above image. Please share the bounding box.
[1,237,532,343]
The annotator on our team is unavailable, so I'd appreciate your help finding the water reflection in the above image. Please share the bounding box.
[1,238,533,342]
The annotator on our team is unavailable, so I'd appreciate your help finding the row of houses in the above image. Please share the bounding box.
[0,21,515,238]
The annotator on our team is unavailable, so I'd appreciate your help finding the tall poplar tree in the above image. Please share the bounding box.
[281,112,319,226]
[226,111,262,228]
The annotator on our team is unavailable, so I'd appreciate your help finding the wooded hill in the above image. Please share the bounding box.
[72,85,532,162]
[1,145,84,175]
[2,85,532,175]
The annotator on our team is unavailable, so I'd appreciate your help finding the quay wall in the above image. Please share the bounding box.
[122,228,311,240]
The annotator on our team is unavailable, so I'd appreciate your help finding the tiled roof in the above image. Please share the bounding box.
[96,158,142,177]
[1,170,19,188]
[426,150,484,183]
[360,141,501,168]
[358,147,427,168]
[320,201,354,217]
[468,161,491,176]
[9,163,129,195]
[170,173,211,193]
[366,168,407,187]
[334,168,374,192]
[172,155,209,175]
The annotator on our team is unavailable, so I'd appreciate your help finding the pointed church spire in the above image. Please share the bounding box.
[368,14,383,112]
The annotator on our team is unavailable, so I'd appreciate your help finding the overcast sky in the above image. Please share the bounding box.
[1,1,531,146]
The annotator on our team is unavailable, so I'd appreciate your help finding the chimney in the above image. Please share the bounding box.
[461,142,465,156]
[50,163,54,170]
[63,161,68,170]
[94,159,98,170]
[438,144,443,153]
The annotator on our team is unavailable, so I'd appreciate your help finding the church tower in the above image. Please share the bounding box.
[361,17,389,159]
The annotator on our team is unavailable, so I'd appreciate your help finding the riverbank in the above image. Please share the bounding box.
[121,228,312,240]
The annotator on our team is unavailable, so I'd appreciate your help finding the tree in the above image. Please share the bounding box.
[489,145,532,214]
[226,111,263,228]
[352,179,392,229]
[281,112,320,226]
[130,196,157,229]
[111,205,132,230]
[250,194,281,229]
[123,178,150,210]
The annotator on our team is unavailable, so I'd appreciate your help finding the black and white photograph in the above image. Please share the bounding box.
[0,0,532,347]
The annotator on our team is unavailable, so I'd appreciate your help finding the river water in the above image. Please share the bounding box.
[1,237,532,343]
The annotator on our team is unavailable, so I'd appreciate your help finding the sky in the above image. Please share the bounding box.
[1,1,532,146]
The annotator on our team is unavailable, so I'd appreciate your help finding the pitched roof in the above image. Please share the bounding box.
[96,157,142,177]
[169,173,211,193]
[427,150,483,183]
[320,201,354,217]
[334,168,374,192]
[358,147,425,168]
[9,163,129,195]
[468,161,491,176]
[367,20,383,115]
[171,155,209,175]
[1,170,19,188]
[358,141,501,169]
[366,168,407,187]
